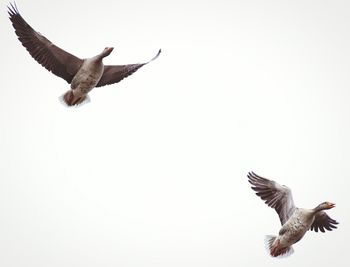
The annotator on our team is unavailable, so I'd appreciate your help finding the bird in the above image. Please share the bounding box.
[7,2,161,107]
[247,171,338,258]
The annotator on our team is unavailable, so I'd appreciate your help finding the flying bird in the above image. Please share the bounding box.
[247,172,338,258]
[8,3,161,107]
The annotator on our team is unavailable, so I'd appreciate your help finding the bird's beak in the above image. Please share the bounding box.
[328,202,336,208]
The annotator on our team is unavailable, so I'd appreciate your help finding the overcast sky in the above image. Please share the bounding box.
[1,0,350,266]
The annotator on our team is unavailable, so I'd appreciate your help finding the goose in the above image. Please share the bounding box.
[8,3,161,107]
[247,172,338,258]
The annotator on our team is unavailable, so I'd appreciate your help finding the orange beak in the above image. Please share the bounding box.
[327,202,336,208]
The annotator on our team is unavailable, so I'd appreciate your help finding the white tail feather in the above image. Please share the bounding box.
[58,93,90,108]
[264,235,276,253]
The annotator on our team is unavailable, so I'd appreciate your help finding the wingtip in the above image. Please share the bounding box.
[247,171,259,180]
[150,49,161,62]
[247,172,256,182]
[8,1,17,11]
[7,1,19,17]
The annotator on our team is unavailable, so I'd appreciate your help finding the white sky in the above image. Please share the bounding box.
[1,0,350,266]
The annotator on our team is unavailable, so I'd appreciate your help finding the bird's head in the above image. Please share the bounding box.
[315,201,336,211]
[101,47,114,58]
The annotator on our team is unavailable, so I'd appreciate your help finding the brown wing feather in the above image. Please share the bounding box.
[310,211,338,233]
[8,3,83,84]
[96,49,161,88]
[248,172,296,225]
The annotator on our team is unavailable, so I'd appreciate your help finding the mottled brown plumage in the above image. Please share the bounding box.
[8,3,161,106]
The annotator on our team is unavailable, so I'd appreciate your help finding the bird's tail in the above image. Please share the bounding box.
[264,235,294,258]
[59,91,90,107]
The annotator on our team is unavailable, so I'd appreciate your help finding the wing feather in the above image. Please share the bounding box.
[8,3,83,83]
[310,211,338,233]
[96,49,161,87]
[248,172,296,225]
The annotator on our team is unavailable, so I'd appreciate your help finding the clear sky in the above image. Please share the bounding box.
[1,0,349,266]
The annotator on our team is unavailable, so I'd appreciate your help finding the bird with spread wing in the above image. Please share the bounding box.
[8,2,161,106]
[248,172,338,258]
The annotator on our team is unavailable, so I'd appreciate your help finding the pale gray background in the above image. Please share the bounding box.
[0,0,349,266]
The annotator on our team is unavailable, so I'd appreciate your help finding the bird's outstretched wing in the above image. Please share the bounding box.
[96,49,161,87]
[8,3,83,84]
[248,172,296,225]
[310,211,338,233]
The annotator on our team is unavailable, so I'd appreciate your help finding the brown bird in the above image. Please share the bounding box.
[8,3,161,107]
[247,172,338,258]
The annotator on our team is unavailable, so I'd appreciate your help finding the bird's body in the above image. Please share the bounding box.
[72,57,105,94]
[8,3,161,107]
[279,208,315,245]
[248,172,338,258]
[62,54,106,106]
[267,208,315,257]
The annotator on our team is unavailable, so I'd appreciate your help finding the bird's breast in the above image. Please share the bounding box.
[71,59,104,93]
[278,210,314,246]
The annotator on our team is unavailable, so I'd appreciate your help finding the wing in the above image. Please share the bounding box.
[96,49,161,87]
[248,172,296,225]
[8,3,83,84]
[310,211,338,233]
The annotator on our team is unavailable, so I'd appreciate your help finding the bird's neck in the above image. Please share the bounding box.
[95,54,104,61]
[312,205,324,213]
